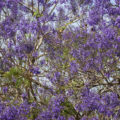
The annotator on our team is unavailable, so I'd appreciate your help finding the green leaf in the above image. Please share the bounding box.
[3,67,25,88]
[24,78,30,87]
[15,78,23,88]
[8,67,22,77]
[25,33,31,38]
[28,107,40,119]
[33,10,43,18]
[4,71,12,80]
[61,100,77,117]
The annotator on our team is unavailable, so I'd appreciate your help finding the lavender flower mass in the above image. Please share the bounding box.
[0,0,120,120]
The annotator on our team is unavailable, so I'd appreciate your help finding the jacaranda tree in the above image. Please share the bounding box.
[0,0,120,120]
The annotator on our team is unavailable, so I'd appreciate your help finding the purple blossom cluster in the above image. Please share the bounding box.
[0,100,37,120]
[0,0,120,120]
[75,87,120,119]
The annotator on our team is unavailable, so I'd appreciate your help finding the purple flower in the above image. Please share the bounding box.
[67,89,74,96]
[115,16,120,28]
[89,117,99,120]
[32,52,38,57]
[68,116,75,120]
[70,0,78,15]
[21,93,28,100]
[108,8,120,15]
[81,116,88,120]
[51,72,61,83]
[69,60,78,73]
[57,116,66,120]
[30,66,40,74]
[23,43,34,54]
[2,87,8,94]
[40,59,45,66]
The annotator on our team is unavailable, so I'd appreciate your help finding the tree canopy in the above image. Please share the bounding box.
[0,0,120,120]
